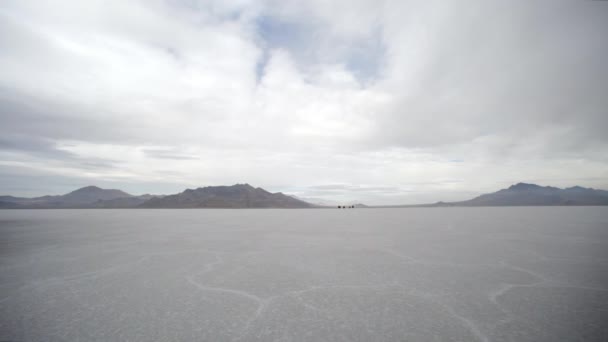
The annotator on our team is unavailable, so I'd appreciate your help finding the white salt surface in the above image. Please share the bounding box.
[1,208,607,341]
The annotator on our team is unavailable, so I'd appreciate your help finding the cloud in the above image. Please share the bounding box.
[0,0,607,204]
[142,148,200,160]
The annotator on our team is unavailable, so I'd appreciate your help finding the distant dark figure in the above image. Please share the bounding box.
[338,206,341,209]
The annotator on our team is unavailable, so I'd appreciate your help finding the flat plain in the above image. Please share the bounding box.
[1,208,607,341]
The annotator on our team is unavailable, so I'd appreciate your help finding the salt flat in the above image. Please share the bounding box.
[1,208,607,341]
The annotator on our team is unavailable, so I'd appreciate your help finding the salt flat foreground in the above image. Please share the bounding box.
[1,208,607,341]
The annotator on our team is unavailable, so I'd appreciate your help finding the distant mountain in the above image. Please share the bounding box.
[0,186,135,208]
[433,183,608,207]
[60,186,132,205]
[141,184,312,208]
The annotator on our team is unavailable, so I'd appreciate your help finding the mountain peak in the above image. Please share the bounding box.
[508,183,542,191]
[62,186,132,204]
[71,185,103,193]
[566,185,588,191]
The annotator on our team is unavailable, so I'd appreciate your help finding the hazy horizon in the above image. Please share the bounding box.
[3,181,608,207]
[1,1,607,205]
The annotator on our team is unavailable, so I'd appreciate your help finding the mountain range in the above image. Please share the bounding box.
[1,182,607,209]
[0,184,311,209]
[389,183,608,207]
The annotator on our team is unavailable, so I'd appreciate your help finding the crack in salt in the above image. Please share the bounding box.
[184,252,271,342]
[435,302,490,342]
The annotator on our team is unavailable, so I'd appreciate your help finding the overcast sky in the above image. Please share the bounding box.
[1,0,607,204]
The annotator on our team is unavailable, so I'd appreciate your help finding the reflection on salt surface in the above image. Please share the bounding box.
[1,208,607,341]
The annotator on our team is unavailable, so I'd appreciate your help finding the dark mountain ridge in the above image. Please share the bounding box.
[0,184,311,209]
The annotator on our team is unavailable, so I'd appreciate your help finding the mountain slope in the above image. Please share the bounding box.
[141,184,312,208]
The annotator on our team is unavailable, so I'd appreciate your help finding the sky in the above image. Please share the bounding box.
[1,0,607,205]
